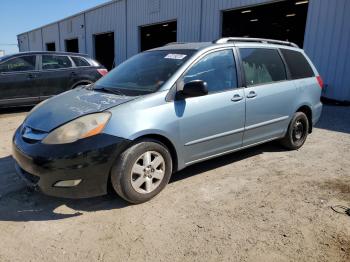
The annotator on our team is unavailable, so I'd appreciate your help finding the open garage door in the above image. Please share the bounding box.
[222,0,309,47]
[46,42,56,51]
[94,32,115,70]
[65,38,79,53]
[140,21,177,51]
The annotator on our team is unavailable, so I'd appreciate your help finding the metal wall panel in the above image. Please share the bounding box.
[200,0,272,41]
[16,0,350,100]
[304,0,350,101]
[59,14,86,53]
[42,23,59,50]
[27,29,43,51]
[126,0,202,57]
[17,34,29,52]
[85,0,127,64]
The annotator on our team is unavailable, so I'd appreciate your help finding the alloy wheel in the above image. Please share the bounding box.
[130,151,165,194]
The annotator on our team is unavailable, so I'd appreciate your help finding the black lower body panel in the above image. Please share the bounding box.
[12,127,130,198]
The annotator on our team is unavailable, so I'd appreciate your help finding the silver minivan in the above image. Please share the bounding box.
[13,38,323,203]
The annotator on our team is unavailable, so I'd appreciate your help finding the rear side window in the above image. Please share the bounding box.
[71,56,90,67]
[280,49,314,79]
[0,56,36,73]
[240,48,286,86]
[183,49,238,93]
[42,55,72,70]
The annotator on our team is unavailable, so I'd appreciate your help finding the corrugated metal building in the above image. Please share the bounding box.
[17,0,350,101]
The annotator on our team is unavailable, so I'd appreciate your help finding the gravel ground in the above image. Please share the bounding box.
[0,105,349,262]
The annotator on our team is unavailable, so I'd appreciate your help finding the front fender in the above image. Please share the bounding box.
[103,91,186,170]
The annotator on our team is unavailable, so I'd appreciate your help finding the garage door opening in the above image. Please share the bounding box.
[46,42,56,51]
[94,32,115,70]
[222,0,309,47]
[140,21,177,51]
[65,38,79,53]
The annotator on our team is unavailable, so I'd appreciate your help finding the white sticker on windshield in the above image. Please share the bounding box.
[164,54,187,60]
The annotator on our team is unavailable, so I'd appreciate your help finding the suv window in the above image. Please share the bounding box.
[240,48,286,86]
[0,56,36,73]
[42,55,72,70]
[280,49,314,79]
[183,49,238,93]
[71,56,90,67]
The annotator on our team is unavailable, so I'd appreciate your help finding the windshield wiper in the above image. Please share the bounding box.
[94,87,125,96]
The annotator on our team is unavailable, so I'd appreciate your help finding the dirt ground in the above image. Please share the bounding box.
[0,105,349,262]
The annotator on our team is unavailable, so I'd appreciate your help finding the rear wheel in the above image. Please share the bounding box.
[280,112,309,150]
[111,139,173,204]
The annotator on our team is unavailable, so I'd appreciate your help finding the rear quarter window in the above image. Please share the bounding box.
[71,56,90,67]
[280,49,314,79]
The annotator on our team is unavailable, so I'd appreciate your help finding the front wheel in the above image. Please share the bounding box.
[280,112,309,150]
[111,139,173,204]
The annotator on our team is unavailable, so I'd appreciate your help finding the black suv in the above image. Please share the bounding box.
[0,52,107,107]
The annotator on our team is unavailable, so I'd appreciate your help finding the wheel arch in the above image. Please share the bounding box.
[132,134,179,173]
[71,80,94,89]
[296,105,313,133]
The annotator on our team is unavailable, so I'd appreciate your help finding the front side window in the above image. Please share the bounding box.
[183,49,238,93]
[71,56,90,67]
[42,55,72,70]
[94,50,195,95]
[0,56,36,73]
[240,48,286,86]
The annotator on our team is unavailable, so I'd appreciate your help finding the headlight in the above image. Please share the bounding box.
[42,112,111,144]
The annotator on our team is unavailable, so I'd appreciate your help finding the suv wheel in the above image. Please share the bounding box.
[280,112,309,150]
[111,139,173,204]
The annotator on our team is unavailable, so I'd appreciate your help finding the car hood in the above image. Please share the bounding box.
[25,87,136,132]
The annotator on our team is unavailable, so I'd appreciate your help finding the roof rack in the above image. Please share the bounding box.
[213,37,299,48]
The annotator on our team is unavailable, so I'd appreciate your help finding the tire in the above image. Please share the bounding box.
[280,112,309,150]
[111,139,173,204]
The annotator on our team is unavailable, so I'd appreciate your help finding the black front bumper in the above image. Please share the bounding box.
[12,126,130,198]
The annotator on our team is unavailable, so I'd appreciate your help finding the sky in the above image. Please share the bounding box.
[0,0,111,55]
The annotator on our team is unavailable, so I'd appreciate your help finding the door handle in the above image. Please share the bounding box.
[246,91,257,98]
[27,74,36,79]
[231,94,244,102]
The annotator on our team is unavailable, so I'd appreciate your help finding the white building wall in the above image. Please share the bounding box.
[27,29,43,51]
[200,0,273,41]
[42,23,60,50]
[303,0,350,101]
[85,0,126,64]
[17,34,29,52]
[16,0,350,101]
[59,14,86,53]
[126,0,202,57]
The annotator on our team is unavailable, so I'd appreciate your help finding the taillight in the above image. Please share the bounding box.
[97,68,108,76]
[316,76,323,89]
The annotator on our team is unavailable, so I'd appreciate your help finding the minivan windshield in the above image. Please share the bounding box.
[94,50,195,96]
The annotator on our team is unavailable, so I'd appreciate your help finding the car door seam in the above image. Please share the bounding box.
[244,116,289,131]
[185,136,281,165]
[184,127,245,146]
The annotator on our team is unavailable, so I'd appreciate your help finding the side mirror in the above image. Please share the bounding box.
[178,80,208,99]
